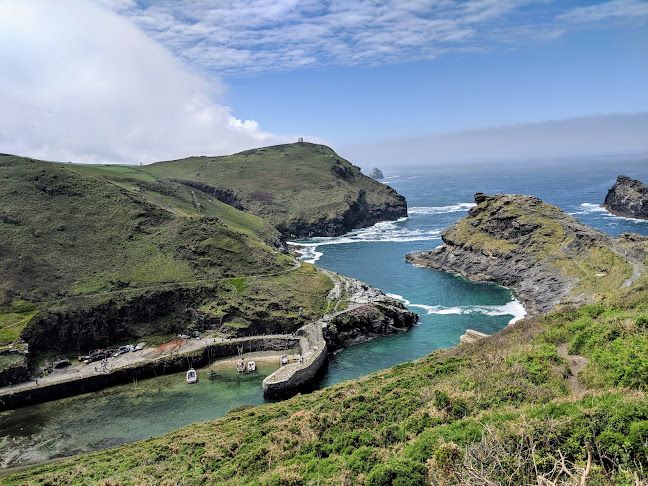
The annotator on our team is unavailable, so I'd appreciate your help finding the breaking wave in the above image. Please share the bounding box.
[568,203,609,215]
[569,203,646,223]
[409,203,476,215]
[288,219,442,263]
[386,294,526,325]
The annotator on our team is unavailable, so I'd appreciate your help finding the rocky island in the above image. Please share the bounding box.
[369,167,384,179]
[406,192,648,314]
[603,174,648,220]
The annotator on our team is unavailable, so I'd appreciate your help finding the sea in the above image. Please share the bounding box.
[2,156,647,468]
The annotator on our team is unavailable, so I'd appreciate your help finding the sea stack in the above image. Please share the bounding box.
[369,167,384,179]
[603,175,648,220]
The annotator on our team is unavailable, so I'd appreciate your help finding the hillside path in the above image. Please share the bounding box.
[621,262,646,289]
[557,343,589,397]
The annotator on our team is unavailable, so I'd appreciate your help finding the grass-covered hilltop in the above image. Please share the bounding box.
[5,189,648,485]
[0,143,409,384]
[141,143,407,238]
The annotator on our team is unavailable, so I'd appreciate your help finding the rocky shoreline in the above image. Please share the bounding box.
[407,192,648,315]
[0,272,417,408]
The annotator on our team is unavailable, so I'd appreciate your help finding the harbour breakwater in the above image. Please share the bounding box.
[0,273,417,410]
[263,321,328,398]
[0,336,298,411]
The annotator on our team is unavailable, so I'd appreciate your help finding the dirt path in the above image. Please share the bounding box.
[557,343,589,397]
[621,262,645,289]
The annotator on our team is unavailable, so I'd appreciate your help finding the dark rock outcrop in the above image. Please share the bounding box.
[0,355,30,387]
[603,175,648,220]
[279,188,407,238]
[369,168,384,179]
[323,300,418,351]
[406,193,645,315]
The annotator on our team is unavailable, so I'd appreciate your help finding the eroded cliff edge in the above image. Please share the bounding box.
[603,175,648,220]
[406,192,648,315]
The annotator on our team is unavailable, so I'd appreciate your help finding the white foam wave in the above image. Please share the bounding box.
[568,203,608,215]
[386,294,526,325]
[409,203,476,215]
[291,246,323,264]
[287,220,442,263]
[569,203,647,223]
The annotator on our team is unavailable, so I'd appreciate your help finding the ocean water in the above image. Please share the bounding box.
[2,156,647,467]
[298,157,648,386]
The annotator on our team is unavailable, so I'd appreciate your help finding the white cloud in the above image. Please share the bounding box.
[0,0,294,164]
[337,113,648,168]
[557,0,648,24]
[93,0,648,76]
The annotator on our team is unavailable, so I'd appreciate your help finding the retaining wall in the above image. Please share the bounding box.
[0,337,298,411]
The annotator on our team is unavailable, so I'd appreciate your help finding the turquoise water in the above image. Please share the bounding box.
[0,360,279,467]
[2,157,647,467]
[306,158,648,385]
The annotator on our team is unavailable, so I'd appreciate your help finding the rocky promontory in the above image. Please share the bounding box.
[143,143,407,238]
[603,175,648,220]
[406,192,647,315]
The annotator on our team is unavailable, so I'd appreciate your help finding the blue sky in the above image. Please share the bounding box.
[1,0,647,165]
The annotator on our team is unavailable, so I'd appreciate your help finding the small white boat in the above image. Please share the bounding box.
[280,354,289,366]
[247,361,256,372]
[236,359,246,373]
[186,368,197,384]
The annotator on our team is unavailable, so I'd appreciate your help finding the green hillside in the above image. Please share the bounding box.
[140,142,407,237]
[0,154,332,355]
[7,280,647,485]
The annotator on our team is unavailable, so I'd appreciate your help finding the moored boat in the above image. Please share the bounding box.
[236,359,246,373]
[280,354,289,366]
[247,361,256,372]
[186,368,197,384]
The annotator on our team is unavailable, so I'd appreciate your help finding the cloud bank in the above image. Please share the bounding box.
[338,113,648,168]
[99,0,648,76]
[0,0,292,164]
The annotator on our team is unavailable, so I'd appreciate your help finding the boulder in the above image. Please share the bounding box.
[603,175,648,220]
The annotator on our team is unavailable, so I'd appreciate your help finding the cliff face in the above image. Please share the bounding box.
[603,175,648,220]
[142,143,407,238]
[406,193,645,315]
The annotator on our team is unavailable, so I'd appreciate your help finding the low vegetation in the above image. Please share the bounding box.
[140,142,406,237]
[7,284,647,484]
[0,150,341,363]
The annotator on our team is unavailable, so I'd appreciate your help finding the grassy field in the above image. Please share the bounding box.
[7,283,647,485]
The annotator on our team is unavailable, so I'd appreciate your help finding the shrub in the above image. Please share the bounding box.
[365,458,428,486]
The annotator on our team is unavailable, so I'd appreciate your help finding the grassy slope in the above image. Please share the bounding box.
[444,194,635,306]
[0,155,331,349]
[9,276,647,485]
[140,143,402,235]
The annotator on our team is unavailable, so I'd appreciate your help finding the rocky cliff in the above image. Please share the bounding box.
[406,192,647,315]
[142,143,407,238]
[603,175,648,220]
[324,299,418,351]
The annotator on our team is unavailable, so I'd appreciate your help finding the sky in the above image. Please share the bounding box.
[0,0,647,167]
